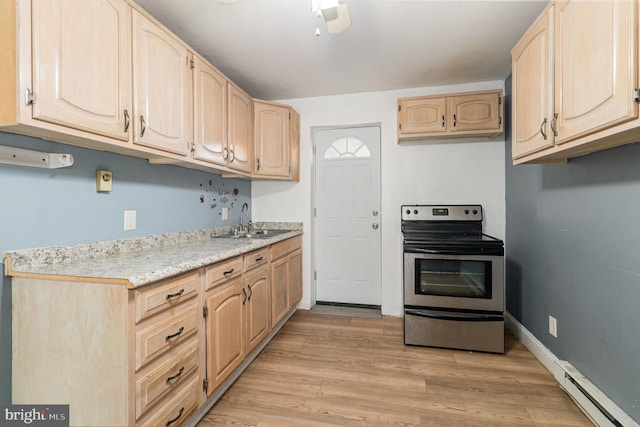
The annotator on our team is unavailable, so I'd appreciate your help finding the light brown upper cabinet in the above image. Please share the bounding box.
[227,82,253,174]
[512,0,639,164]
[1,0,134,143]
[511,4,555,159]
[192,56,228,167]
[397,90,503,141]
[1,0,301,180]
[253,100,291,179]
[289,108,301,182]
[31,0,132,141]
[132,10,192,156]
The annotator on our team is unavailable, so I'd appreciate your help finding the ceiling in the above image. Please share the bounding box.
[134,0,547,101]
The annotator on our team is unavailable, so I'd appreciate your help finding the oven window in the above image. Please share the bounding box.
[415,259,492,299]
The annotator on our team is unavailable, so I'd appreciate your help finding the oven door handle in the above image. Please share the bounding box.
[405,309,503,322]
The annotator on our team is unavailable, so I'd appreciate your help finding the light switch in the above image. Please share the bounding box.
[222,207,228,221]
[96,170,113,192]
[124,210,136,231]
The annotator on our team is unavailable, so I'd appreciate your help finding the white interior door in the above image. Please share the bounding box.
[314,125,381,306]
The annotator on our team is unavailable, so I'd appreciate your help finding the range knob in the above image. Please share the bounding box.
[406,209,411,214]
[464,209,469,214]
[414,209,418,214]
[473,209,478,215]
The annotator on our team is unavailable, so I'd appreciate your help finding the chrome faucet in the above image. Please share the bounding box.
[240,202,249,232]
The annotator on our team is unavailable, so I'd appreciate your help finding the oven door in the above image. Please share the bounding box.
[404,252,504,312]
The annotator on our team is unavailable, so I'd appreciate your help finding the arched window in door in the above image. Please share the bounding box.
[323,137,371,160]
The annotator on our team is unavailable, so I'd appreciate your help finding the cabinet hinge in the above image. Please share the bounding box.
[289,112,291,119]
[314,207,317,217]
[499,116,502,125]
[314,271,317,280]
[398,105,401,112]
[203,378,209,393]
[25,88,36,105]
[289,165,291,174]
[499,96,502,105]
[190,59,195,70]
[398,123,402,130]
[203,306,208,318]
[633,88,640,102]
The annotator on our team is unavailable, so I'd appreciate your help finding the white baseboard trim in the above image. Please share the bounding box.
[505,311,639,427]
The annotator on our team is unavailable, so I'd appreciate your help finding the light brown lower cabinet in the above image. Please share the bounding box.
[204,277,246,392]
[10,235,302,426]
[271,236,303,326]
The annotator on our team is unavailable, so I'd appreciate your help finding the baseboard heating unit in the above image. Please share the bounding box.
[555,361,639,427]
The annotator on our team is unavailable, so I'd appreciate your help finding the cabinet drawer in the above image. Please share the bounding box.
[136,305,198,370]
[205,256,243,291]
[138,376,199,427]
[243,248,269,272]
[135,272,200,323]
[270,235,302,260]
[136,340,199,419]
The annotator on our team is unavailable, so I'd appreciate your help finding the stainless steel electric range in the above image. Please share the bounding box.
[402,204,505,353]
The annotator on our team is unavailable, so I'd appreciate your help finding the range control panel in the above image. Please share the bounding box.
[401,205,483,221]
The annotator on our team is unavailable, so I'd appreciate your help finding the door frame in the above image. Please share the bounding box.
[310,122,382,308]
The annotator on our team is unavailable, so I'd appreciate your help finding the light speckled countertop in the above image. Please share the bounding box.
[3,222,302,289]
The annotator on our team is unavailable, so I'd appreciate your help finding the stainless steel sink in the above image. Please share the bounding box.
[215,229,292,239]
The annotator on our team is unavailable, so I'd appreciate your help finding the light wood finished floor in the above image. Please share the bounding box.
[197,310,593,427]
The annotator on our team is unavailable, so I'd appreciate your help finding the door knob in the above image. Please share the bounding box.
[372,223,379,229]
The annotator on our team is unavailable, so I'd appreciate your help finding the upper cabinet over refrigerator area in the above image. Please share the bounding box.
[511,0,639,164]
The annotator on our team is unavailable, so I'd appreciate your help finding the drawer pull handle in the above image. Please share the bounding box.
[166,289,185,300]
[165,326,184,341]
[166,366,184,384]
[165,407,184,426]
[223,268,235,276]
[255,256,264,262]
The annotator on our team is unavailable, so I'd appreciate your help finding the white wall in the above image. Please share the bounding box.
[252,81,506,317]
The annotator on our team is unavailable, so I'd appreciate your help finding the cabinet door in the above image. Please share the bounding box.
[132,10,192,156]
[511,6,555,159]
[31,0,131,141]
[227,83,252,173]
[254,101,290,178]
[205,280,245,392]
[245,267,271,353]
[289,108,301,182]
[448,92,502,133]
[271,257,289,326]
[193,58,227,166]
[554,0,638,144]
[397,97,447,137]
[288,249,302,307]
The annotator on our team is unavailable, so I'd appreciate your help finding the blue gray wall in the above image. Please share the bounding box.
[0,132,251,403]
[505,77,640,422]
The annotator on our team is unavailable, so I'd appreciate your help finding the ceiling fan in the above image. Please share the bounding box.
[312,0,352,35]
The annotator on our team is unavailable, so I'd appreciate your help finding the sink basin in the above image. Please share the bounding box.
[251,229,291,238]
[215,229,292,239]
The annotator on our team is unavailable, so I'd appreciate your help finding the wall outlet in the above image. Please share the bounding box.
[124,210,136,231]
[549,315,558,338]
[222,207,228,221]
